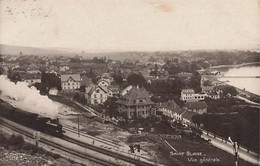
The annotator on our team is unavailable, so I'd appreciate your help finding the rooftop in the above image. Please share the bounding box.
[61,73,81,82]
[117,86,154,106]
[185,101,208,109]
[21,73,41,80]
[160,100,179,109]
[182,111,196,120]
[201,86,215,91]
[181,89,195,94]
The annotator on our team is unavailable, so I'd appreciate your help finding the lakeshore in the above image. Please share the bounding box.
[209,63,260,104]
[214,78,260,104]
[210,62,260,69]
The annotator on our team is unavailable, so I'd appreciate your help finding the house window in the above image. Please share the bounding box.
[100,94,103,98]
[101,99,103,103]
[68,83,70,86]
[94,94,96,98]
[96,89,100,93]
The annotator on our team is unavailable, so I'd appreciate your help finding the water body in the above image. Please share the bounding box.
[218,65,260,96]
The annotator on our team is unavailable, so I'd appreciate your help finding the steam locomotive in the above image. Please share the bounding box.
[0,98,64,137]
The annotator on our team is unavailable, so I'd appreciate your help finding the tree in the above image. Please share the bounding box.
[222,85,238,97]
[103,97,119,118]
[188,72,201,93]
[41,72,61,91]
[202,80,212,86]
[191,114,203,128]
[112,74,123,86]
[8,72,21,83]
[127,73,147,87]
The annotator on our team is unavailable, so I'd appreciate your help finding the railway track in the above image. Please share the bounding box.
[0,118,110,166]
[0,117,159,166]
[62,124,125,147]
[61,135,155,166]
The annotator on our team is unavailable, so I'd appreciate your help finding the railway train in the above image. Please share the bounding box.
[0,98,64,137]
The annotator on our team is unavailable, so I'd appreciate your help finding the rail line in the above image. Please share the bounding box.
[0,119,110,166]
[0,117,159,166]
[62,125,157,164]
[62,135,155,166]
[62,125,126,148]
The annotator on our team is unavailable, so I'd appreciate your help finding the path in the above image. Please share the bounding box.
[201,131,260,165]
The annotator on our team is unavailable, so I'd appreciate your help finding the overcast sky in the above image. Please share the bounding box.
[0,0,260,51]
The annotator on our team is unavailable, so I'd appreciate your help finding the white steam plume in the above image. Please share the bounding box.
[0,75,59,118]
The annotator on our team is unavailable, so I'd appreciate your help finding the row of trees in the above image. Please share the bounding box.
[192,107,259,153]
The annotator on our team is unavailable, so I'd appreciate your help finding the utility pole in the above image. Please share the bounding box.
[228,137,238,166]
[78,114,80,138]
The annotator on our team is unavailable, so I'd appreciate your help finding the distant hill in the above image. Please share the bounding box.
[0,44,77,56]
[0,44,153,61]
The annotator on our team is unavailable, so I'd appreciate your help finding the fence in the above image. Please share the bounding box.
[201,129,259,156]
[142,132,182,140]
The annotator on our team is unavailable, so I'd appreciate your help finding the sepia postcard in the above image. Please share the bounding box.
[0,0,259,166]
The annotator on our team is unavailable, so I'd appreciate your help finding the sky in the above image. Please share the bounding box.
[0,0,260,51]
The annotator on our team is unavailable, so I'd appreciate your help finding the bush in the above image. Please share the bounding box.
[0,133,7,145]
[23,143,35,151]
[87,130,102,136]
[8,134,24,146]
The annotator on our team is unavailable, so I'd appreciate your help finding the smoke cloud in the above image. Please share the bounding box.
[0,75,59,118]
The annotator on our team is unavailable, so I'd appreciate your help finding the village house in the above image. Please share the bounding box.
[85,84,109,104]
[121,85,133,96]
[21,73,41,86]
[182,111,196,126]
[172,108,187,122]
[158,100,179,118]
[207,92,220,99]
[184,101,208,114]
[97,78,111,88]
[108,84,120,97]
[181,89,206,102]
[61,74,81,90]
[181,89,195,101]
[201,86,215,94]
[158,100,190,122]
[117,86,155,119]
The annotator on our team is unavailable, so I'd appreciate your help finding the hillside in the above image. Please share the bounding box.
[0,44,76,56]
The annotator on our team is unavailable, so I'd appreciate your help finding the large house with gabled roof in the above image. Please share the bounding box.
[117,86,156,119]
[61,74,81,90]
